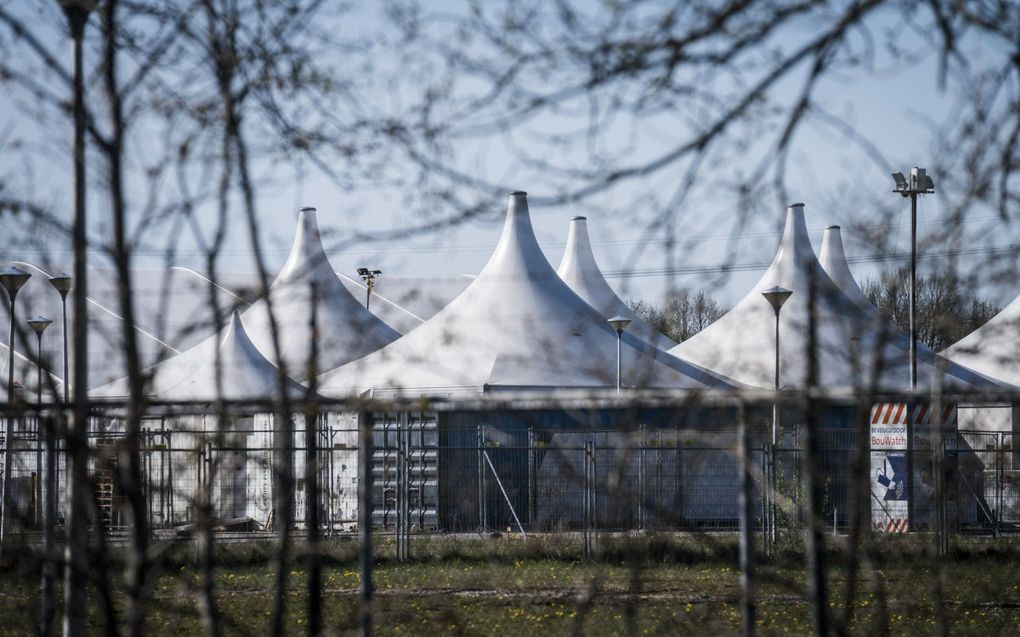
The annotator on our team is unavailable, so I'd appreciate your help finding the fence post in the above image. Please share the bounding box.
[738,403,756,637]
[478,424,487,533]
[528,425,535,529]
[358,409,374,637]
[638,423,645,530]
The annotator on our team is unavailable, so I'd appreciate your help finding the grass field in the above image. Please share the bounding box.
[3,534,1020,635]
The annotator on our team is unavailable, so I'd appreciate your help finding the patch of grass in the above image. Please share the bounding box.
[2,534,1020,635]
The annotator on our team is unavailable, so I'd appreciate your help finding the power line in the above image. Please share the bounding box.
[602,243,1020,279]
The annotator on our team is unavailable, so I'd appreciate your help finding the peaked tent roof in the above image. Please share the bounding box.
[818,225,877,315]
[943,294,1020,387]
[556,216,675,349]
[91,312,307,402]
[319,192,735,397]
[242,207,400,378]
[670,203,993,390]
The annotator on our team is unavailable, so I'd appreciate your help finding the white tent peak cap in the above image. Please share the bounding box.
[819,224,875,314]
[556,214,676,348]
[274,206,331,285]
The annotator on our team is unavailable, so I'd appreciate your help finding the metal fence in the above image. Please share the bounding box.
[1,402,1017,550]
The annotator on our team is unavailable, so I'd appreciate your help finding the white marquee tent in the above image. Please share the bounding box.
[241,207,400,379]
[670,203,994,390]
[943,296,1020,388]
[90,311,306,402]
[319,192,735,397]
[556,216,675,349]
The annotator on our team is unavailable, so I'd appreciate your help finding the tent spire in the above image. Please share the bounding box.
[556,215,675,348]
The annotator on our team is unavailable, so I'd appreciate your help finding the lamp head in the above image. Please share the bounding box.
[761,286,793,313]
[607,316,631,334]
[48,272,72,297]
[27,315,53,336]
[891,171,909,197]
[0,266,32,296]
[357,267,369,277]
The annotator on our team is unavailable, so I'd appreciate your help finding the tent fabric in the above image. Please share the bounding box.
[943,295,1020,387]
[90,311,307,402]
[319,192,735,397]
[556,216,676,349]
[818,225,877,315]
[241,207,400,378]
[337,274,473,335]
[670,203,994,391]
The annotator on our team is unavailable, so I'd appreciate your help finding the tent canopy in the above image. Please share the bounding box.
[670,203,994,390]
[944,294,1020,387]
[241,207,400,378]
[319,192,735,397]
[556,216,675,349]
[90,311,307,402]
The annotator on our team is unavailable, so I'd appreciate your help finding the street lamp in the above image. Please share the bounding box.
[48,273,71,403]
[357,267,382,310]
[27,315,51,530]
[1,266,32,403]
[27,317,52,405]
[607,317,631,393]
[0,264,31,554]
[59,2,96,634]
[761,286,791,557]
[761,286,793,442]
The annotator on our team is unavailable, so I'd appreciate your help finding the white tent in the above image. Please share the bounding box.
[241,207,400,378]
[818,225,877,315]
[943,295,1020,388]
[670,203,994,390]
[90,311,306,402]
[556,216,675,349]
[319,192,735,397]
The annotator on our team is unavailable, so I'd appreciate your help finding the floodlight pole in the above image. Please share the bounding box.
[359,268,381,310]
[892,167,934,532]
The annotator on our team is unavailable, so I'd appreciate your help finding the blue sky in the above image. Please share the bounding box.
[0,1,1015,310]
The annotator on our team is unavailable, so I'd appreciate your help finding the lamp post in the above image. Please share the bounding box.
[357,267,382,310]
[48,274,71,404]
[1,267,32,403]
[59,2,95,634]
[0,265,31,554]
[27,316,51,531]
[892,168,934,532]
[891,168,935,390]
[607,317,631,393]
[761,286,792,557]
[761,286,793,444]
